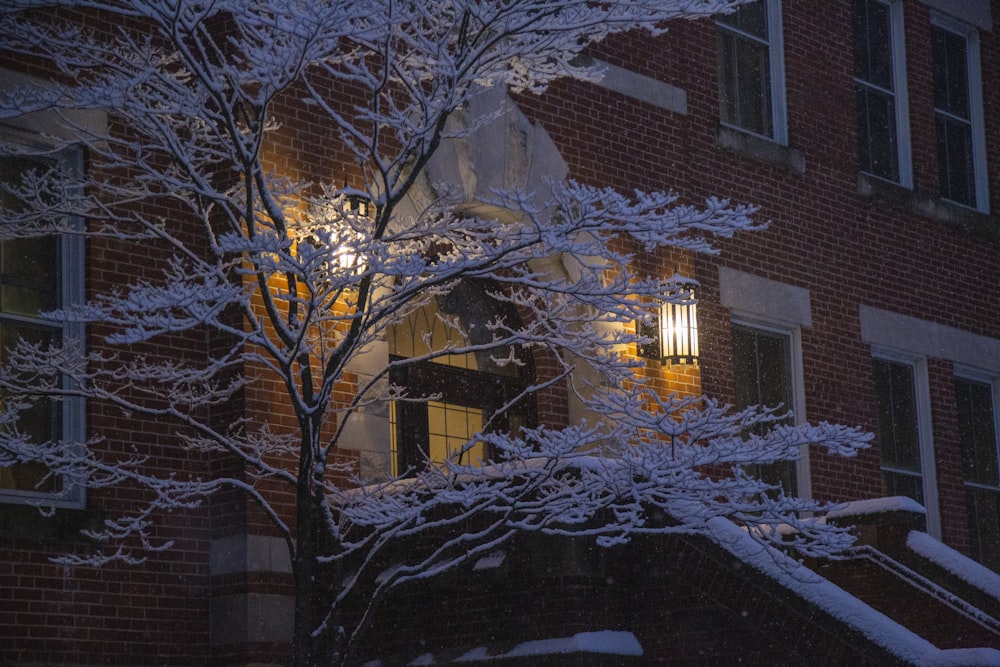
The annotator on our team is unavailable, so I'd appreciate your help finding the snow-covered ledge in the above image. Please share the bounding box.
[825,496,928,550]
[825,496,928,523]
[908,531,1000,601]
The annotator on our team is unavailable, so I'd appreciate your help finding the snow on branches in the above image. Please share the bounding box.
[0,1,867,664]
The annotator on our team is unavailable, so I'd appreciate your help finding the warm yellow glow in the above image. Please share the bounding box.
[660,277,699,365]
[335,241,360,272]
[302,191,374,280]
[389,400,486,477]
[388,301,479,371]
[427,400,485,466]
[390,401,399,477]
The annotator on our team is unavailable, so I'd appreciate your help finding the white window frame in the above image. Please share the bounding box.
[717,0,788,145]
[872,349,939,538]
[854,0,912,188]
[732,317,810,499]
[0,127,86,509]
[930,13,989,213]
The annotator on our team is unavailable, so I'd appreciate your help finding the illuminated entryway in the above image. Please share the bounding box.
[387,281,535,476]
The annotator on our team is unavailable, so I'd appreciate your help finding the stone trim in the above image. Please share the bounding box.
[860,305,1000,374]
[859,174,998,239]
[587,58,687,115]
[716,125,805,173]
[719,267,812,328]
[210,533,293,577]
[919,0,992,32]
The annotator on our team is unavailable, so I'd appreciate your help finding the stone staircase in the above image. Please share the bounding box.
[815,501,1000,652]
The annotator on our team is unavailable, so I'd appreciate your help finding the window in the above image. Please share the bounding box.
[873,358,922,501]
[717,0,787,143]
[853,0,911,186]
[872,355,939,535]
[732,323,798,494]
[388,281,535,476]
[932,15,989,211]
[955,375,1000,571]
[0,137,85,507]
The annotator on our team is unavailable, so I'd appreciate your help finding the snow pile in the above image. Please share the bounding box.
[472,550,506,571]
[454,631,643,662]
[503,631,643,657]
[825,495,926,520]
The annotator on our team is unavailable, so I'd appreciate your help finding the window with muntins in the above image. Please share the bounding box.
[955,376,1000,571]
[717,0,787,143]
[873,358,925,504]
[0,144,84,507]
[387,281,535,476]
[853,0,911,186]
[732,323,797,495]
[932,17,988,211]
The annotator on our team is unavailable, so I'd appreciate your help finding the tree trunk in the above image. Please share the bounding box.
[292,512,318,667]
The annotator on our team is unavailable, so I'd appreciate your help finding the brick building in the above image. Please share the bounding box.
[2,0,1000,665]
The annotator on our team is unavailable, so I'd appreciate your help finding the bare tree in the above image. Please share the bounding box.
[0,1,870,664]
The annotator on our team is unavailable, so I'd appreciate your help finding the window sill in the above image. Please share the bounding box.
[858,174,997,239]
[0,502,105,543]
[716,125,805,174]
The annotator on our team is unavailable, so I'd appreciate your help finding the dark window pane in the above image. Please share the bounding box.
[2,236,56,284]
[956,378,998,486]
[853,0,893,89]
[932,25,978,206]
[873,359,921,473]
[0,156,60,317]
[732,325,759,409]
[0,461,59,493]
[732,325,792,413]
[967,488,1000,571]
[853,0,901,182]
[0,320,61,493]
[1,237,59,316]
[719,31,739,126]
[933,27,970,118]
[883,469,924,504]
[718,3,773,138]
[732,324,795,494]
[936,115,976,206]
[0,153,64,495]
[0,155,44,212]
[718,0,767,38]
[856,85,899,180]
[755,332,791,409]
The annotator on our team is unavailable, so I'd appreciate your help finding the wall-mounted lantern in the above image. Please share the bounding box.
[660,274,698,364]
[638,273,699,366]
[345,191,374,219]
[334,184,375,272]
[300,184,376,278]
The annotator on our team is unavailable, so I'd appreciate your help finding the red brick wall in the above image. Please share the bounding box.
[1,207,215,664]
[515,0,1000,560]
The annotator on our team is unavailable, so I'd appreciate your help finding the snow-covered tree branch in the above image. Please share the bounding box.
[0,1,870,664]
